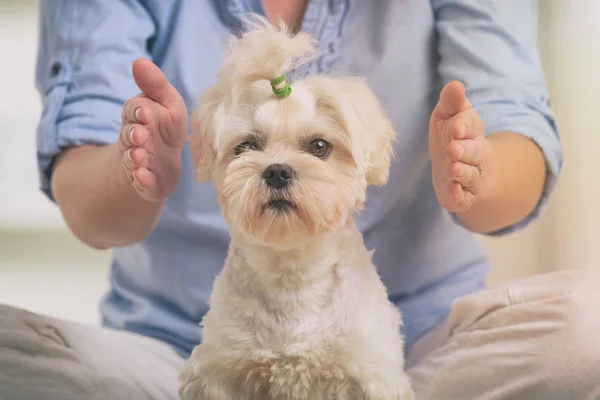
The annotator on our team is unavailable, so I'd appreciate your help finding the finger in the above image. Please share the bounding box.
[119,124,135,150]
[448,161,480,189]
[447,181,475,212]
[119,97,154,152]
[121,98,141,124]
[446,108,483,140]
[457,138,484,165]
[446,140,464,161]
[129,147,151,170]
[132,167,157,194]
[435,81,472,119]
[123,145,152,177]
[119,124,149,151]
[130,125,150,147]
[121,96,155,125]
[132,58,184,109]
[122,147,136,174]
[446,138,483,164]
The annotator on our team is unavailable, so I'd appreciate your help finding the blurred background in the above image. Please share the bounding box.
[0,1,598,326]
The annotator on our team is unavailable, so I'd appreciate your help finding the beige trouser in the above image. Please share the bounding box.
[406,269,600,399]
[1,269,599,400]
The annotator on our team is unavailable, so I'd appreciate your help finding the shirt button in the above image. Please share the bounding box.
[50,62,62,77]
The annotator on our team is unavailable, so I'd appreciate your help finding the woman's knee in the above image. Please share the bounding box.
[0,304,141,400]
[541,283,600,396]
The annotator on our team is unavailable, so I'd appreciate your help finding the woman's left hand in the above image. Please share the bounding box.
[429,81,492,213]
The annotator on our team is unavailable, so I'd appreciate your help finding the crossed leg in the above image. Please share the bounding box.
[0,305,184,400]
[406,269,600,400]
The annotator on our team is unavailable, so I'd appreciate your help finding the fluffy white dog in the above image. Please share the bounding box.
[179,16,414,400]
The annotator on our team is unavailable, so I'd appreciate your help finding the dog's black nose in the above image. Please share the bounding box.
[262,164,294,189]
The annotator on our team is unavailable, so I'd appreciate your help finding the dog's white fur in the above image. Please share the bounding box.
[179,16,413,400]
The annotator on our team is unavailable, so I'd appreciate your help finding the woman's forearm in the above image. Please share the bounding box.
[52,144,165,249]
[456,131,547,233]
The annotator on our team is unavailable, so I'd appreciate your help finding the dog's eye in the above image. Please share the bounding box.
[234,140,260,156]
[307,139,331,159]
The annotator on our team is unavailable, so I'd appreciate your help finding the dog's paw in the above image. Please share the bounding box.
[359,372,414,400]
[362,388,414,400]
[395,389,416,400]
[363,390,414,400]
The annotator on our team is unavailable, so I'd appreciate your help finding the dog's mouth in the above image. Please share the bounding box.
[264,199,296,213]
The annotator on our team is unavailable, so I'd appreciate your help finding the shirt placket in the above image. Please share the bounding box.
[219,0,351,80]
[302,0,350,74]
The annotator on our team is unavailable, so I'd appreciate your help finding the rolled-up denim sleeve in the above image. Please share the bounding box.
[431,0,563,235]
[35,0,156,201]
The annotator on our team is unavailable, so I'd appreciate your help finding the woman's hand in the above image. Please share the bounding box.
[52,58,190,248]
[119,58,189,201]
[429,81,492,213]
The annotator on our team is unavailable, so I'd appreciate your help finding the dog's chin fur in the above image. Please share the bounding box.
[180,15,414,400]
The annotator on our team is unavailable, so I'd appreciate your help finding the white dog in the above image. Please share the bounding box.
[179,16,414,400]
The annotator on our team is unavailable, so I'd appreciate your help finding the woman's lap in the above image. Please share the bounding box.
[406,268,600,400]
[0,305,184,400]
[1,268,598,400]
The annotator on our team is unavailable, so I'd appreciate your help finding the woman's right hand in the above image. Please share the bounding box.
[119,58,189,202]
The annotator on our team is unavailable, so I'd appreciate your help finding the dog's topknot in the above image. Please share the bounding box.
[217,14,318,99]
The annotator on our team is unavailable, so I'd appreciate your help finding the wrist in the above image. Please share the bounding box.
[453,131,546,234]
[97,142,167,247]
[53,144,165,248]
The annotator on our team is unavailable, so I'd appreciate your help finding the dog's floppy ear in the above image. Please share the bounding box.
[360,101,396,187]
[188,86,223,181]
[336,77,396,186]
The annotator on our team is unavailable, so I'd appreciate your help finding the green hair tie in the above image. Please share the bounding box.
[270,74,292,98]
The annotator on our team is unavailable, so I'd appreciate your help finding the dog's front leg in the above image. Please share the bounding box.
[179,372,236,400]
[178,347,239,400]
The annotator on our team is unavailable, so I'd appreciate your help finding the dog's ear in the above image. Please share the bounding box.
[361,103,396,187]
[336,77,396,186]
[188,86,223,181]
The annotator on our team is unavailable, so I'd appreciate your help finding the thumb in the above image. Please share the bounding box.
[132,58,184,109]
[435,80,472,119]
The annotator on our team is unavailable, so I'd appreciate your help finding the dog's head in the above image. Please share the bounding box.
[190,16,395,247]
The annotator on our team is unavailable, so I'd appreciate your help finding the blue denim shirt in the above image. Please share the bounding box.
[35,0,561,358]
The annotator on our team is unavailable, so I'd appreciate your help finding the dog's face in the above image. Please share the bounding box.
[190,75,395,247]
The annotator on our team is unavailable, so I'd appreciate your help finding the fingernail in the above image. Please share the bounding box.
[132,172,141,186]
[459,124,467,138]
[126,148,133,164]
[129,127,136,144]
[134,107,141,122]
